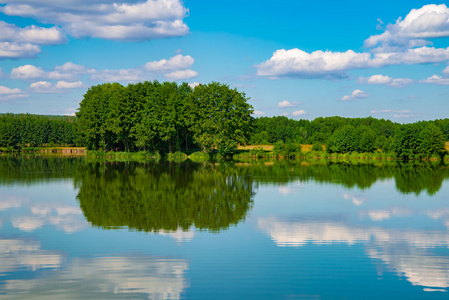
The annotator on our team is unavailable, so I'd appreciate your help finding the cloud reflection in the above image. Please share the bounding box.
[0,238,62,274]
[258,217,449,290]
[2,254,189,299]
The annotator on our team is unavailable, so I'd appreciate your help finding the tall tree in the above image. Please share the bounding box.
[188,82,254,154]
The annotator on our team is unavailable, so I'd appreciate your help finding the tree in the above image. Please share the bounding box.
[188,82,253,154]
[418,123,445,158]
[391,123,422,160]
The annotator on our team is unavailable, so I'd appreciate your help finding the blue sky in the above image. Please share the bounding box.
[0,0,448,122]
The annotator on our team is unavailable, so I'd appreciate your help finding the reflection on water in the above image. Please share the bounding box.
[75,161,255,232]
[0,238,62,274]
[1,250,189,299]
[1,156,449,298]
[258,216,449,290]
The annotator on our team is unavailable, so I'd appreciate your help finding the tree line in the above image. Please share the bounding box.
[252,115,448,159]
[1,80,448,159]
[0,113,76,148]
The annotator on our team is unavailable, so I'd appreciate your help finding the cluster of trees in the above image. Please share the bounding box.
[0,113,76,147]
[252,115,448,158]
[76,81,253,154]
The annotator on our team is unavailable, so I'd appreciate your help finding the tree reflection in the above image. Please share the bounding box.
[75,161,255,232]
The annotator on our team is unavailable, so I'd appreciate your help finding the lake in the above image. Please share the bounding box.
[0,156,449,299]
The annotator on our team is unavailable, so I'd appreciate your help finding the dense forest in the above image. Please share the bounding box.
[0,113,76,148]
[1,80,448,159]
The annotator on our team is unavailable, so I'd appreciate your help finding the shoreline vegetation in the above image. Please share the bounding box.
[1,80,449,163]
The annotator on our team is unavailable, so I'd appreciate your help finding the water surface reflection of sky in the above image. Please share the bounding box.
[1,161,449,299]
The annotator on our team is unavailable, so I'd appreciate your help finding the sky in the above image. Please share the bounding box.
[0,0,448,122]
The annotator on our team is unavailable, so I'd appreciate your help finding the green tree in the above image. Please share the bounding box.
[418,123,445,158]
[188,82,253,154]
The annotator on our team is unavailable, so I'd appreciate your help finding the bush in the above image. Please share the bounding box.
[312,142,323,151]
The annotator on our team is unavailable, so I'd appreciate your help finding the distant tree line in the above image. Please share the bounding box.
[252,116,448,159]
[0,113,76,147]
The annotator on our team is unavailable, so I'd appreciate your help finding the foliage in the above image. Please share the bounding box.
[76,81,254,154]
[0,113,76,148]
[188,82,253,153]
[311,142,323,151]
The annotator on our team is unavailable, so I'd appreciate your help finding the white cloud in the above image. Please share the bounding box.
[420,74,449,85]
[0,85,29,100]
[0,42,41,59]
[90,68,143,82]
[278,100,300,108]
[54,81,84,89]
[252,110,265,116]
[256,48,370,79]
[11,56,198,84]
[0,21,66,59]
[358,74,414,87]
[0,21,66,45]
[144,54,194,72]
[341,89,368,101]
[292,110,306,116]
[0,0,189,42]
[364,4,449,50]
[164,69,198,81]
[144,55,198,81]
[29,81,53,92]
[29,80,84,93]
[443,66,449,75]
[256,47,449,79]
[11,65,46,80]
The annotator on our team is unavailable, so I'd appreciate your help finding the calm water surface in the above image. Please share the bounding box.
[1,156,449,299]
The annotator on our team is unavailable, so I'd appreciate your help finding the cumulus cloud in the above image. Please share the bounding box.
[256,5,449,79]
[0,21,66,59]
[90,68,143,82]
[29,80,85,93]
[164,69,198,81]
[11,65,46,80]
[0,21,66,45]
[278,100,301,108]
[0,85,29,100]
[0,42,41,59]
[54,81,84,89]
[11,55,198,84]
[144,54,194,72]
[420,74,449,85]
[0,0,189,42]
[256,47,449,79]
[292,110,306,116]
[256,49,370,79]
[358,74,414,87]
[364,4,449,50]
[144,55,198,81]
[341,89,368,101]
